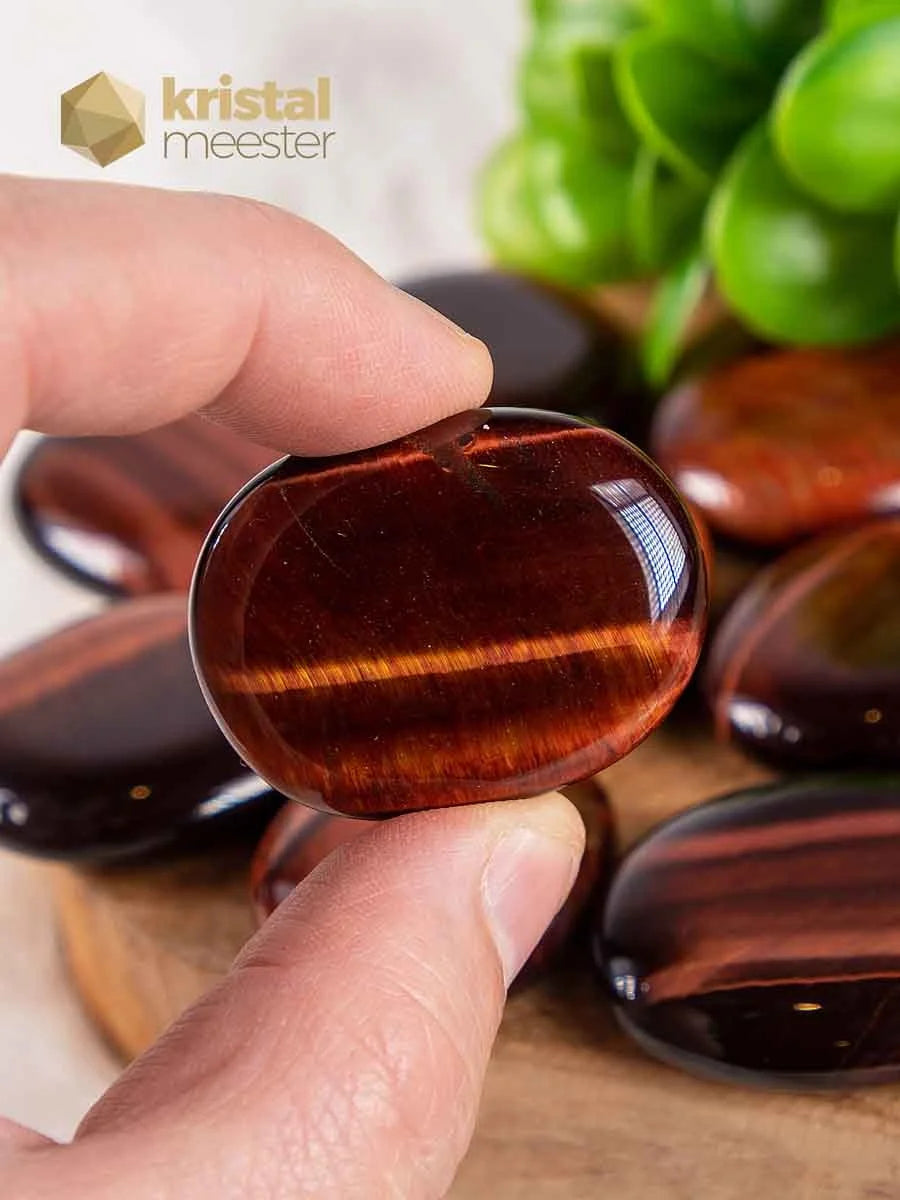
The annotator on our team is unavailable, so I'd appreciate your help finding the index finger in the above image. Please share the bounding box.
[0,176,492,454]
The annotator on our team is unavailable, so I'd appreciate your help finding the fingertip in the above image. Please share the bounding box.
[1,177,494,454]
[474,793,586,987]
[479,789,587,856]
[392,283,495,405]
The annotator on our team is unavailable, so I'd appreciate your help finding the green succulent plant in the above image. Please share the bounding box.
[480,0,900,382]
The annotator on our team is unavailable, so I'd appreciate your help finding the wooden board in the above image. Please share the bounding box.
[48,720,900,1197]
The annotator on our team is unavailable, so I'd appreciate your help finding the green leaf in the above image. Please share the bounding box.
[774,17,900,214]
[527,136,637,283]
[708,124,900,343]
[521,15,639,159]
[533,0,645,25]
[643,0,760,69]
[628,149,709,272]
[641,247,711,385]
[644,0,821,72]
[614,30,770,186]
[828,0,900,30]
[478,134,564,279]
[736,0,824,68]
[479,132,636,286]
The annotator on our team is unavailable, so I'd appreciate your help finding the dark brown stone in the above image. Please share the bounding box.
[0,595,279,860]
[598,775,900,1088]
[191,408,707,816]
[651,342,900,546]
[14,418,276,596]
[705,519,900,768]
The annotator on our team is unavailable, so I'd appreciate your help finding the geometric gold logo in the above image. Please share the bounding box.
[60,71,145,167]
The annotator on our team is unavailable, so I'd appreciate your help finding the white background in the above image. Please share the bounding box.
[0,0,524,1138]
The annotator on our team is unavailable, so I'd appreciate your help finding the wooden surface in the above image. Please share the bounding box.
[50,717,900,1196]
[52,847,254,1061]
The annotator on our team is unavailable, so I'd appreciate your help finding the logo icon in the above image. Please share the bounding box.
[60,71,145,167]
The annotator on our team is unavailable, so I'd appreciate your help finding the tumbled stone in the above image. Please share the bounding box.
[651,342,900,545]
[191,409,707,817]
[598,775,900,1088]
[399,270,632,426]
[0,595,280,860]
[251,778,614,985]
[14,418,275,596]
[705,519,900,768]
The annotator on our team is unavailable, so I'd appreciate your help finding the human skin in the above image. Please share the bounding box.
[0,176,585,1200]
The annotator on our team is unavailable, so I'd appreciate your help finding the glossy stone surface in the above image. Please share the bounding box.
[191,409,707,817]
[399,270,631,425]
[651,342,900,545]
[251,778,614,985]
[0,595,280,860]
[706,519,900,768]
[598,776,900,1089]
[14,418,276,595]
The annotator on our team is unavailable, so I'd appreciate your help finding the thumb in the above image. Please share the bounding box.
[18,793,584,1200]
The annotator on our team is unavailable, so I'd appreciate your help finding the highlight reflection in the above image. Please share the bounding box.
[591,478,690,622]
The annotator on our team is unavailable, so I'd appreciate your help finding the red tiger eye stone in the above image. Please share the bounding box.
[14,418,276,596]
[0,595,280,861]
[651,342,900,546]
[190,409,707,817]
[706,519,900,768]
[599,776,900,1088]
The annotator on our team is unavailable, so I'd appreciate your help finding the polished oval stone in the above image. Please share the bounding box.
[251,778,614,985]
[598,776,900,1088]
[705,519,900,768]
[399,270,631,426]
[191,408,707,816]
[0,595,280,860]
[651,341,900,545]
[14,418,276,596]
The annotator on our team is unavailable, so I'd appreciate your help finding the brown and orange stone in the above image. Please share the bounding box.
[0,595,280,860]
[651,342,900,546]
[191,409,707,816]
[14,418,276,596]
[598,776,900,1088]
[251,779,614,985]
[706,519,900,768]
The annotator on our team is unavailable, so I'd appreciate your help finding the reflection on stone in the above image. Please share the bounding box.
[0,595,279,860]
[705,519,900,768]
[599,775,900,1088]
[652,342,900,545]
[14,418,276,595]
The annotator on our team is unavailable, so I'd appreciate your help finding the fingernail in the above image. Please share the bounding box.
[481,827,582,987]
